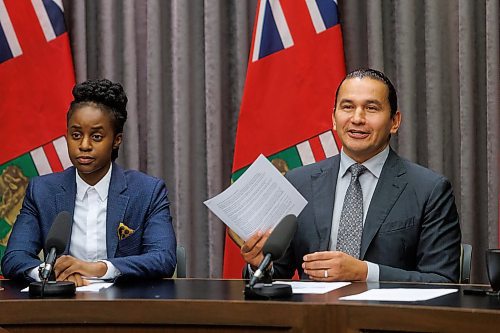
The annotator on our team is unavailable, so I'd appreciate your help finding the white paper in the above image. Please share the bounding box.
[204,154,308,240]
[275,281,350,294]
[76,281,113,292]
[21,279,113,293]
[339,288,458,301]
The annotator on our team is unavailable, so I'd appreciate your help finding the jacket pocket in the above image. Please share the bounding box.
[378,216,417,234]
[116,231,142,256]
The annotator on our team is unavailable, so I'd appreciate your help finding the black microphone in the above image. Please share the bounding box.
[29,211,75,298]
[249,214,298,287]
[40,211,72,281]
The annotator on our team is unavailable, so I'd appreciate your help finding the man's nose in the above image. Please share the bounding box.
[351,108,366,124]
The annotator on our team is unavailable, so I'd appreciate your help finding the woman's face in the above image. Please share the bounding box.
[66,105,122,186]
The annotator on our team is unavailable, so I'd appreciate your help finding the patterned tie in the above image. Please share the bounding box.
[336,163,367,258]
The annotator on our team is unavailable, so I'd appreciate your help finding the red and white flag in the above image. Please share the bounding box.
[224,0,346,278]
[0,0,75,269]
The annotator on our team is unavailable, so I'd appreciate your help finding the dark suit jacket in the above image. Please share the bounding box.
[1,163,176,282]
[275,148,461,283]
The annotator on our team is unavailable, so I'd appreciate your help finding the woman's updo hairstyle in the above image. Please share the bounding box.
[67,79,128,161]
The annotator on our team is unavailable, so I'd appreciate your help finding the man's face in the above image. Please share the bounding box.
[66,105,122,186]
[333,77,401,163]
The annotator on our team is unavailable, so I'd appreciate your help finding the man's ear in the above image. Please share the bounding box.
[332,111,337,131]
[390,110,401,134]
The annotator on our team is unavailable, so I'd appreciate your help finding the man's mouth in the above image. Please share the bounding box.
[347,129,369,138]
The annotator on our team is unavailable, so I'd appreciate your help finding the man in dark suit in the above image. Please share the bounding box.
[241,68,461,283]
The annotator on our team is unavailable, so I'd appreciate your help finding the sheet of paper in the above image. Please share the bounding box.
[204,154,308,241]
[21,280,113,293]
[275,281,350,294]
[339,288,458,301]
[76,281,113,292]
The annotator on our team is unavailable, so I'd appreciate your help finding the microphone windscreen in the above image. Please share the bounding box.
[262,214,298,261]
[45,211,72,254]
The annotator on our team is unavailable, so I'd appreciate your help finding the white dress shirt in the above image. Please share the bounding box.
[71,164,119,279]
[329,145,390,281]
[29,165,120,281]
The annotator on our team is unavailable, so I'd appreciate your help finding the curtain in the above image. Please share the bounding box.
[63,0,499,282]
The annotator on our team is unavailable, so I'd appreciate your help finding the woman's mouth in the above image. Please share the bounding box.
[76,156,95,164]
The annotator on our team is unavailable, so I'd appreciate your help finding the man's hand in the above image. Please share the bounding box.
[240,230,272,268]
[54,255,107,282]
[302,251,368,281]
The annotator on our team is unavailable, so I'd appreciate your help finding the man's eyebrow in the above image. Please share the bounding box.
[365,99,383,106]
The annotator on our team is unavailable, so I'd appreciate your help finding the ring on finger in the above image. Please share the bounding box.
[324,269,328,278]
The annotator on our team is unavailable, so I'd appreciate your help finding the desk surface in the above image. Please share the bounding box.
[1,279,499,333]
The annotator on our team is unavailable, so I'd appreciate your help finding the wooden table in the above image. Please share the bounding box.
[0,279,499,332]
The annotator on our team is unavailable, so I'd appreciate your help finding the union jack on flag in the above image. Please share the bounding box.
[0,0,75,271]
[223,0,347,278]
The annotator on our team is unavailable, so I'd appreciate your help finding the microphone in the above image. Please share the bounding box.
[249,214,298,287]
[29,211,75,298]
[40,211,72,281]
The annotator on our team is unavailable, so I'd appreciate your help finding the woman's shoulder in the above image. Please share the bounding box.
[118,166,166,189]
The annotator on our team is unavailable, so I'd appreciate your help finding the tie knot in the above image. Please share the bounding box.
[349,164,367,178]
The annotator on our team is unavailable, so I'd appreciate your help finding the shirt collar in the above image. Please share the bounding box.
[75,164,113,201]
[339,145,390,179]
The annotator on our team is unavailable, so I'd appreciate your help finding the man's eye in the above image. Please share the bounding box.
[342,105,354,110]
[71,133,81,139]
[92,134,103,141]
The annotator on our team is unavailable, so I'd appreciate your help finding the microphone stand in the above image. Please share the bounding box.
[29,262,76,298]
[244,262,292,299]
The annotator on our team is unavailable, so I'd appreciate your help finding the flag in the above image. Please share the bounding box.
[0,0,75,271]
[223,0,346,278]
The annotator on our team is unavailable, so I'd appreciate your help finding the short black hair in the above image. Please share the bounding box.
[334,68,398,117]
[67,79,128,161]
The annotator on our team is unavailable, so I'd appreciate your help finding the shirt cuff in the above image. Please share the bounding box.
[99,260,121,280]
[247,263,274,278]
[365,261,380,282]
[27,266,41,282]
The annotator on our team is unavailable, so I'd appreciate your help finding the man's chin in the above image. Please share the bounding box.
[343,146,374,162]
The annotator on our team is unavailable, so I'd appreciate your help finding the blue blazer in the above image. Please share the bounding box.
[1,163,176,281]
[276,148,461,283]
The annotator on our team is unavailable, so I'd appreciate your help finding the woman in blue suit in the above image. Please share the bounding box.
[2,79,176,286]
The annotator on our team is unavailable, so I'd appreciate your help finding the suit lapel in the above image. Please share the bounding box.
[360,149,407,259]
[55,167,77,215]
[55,167,77,253]
[106,163,130,258]
[311,156,340,251]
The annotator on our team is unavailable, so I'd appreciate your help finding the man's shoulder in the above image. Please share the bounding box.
[395,154,449,185]
[285,155,338,182]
